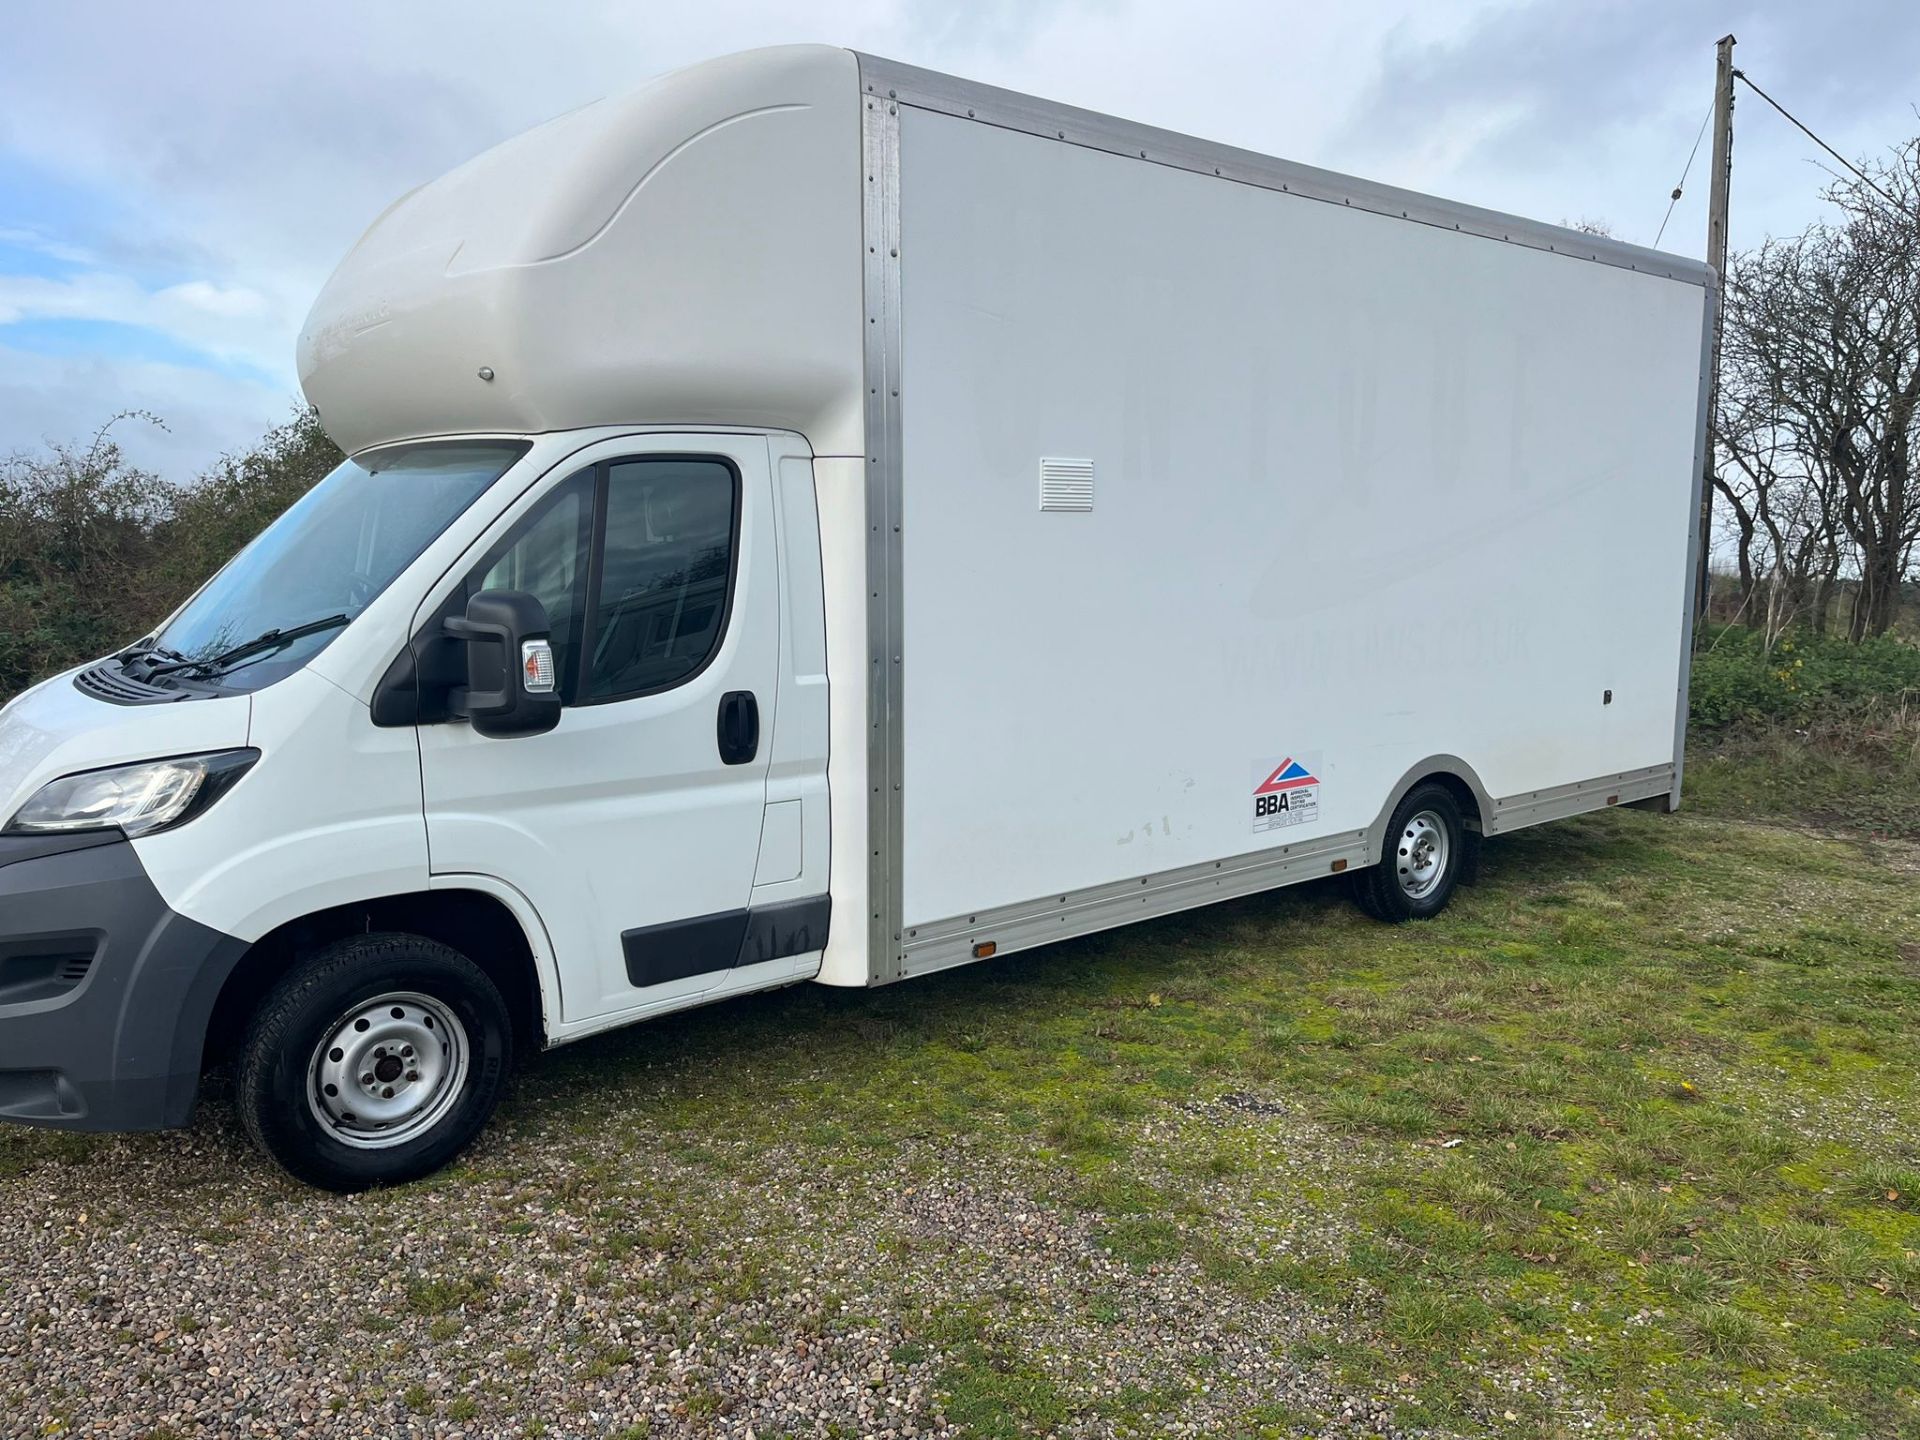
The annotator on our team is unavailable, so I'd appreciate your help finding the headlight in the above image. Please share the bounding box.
[5,750,260,839]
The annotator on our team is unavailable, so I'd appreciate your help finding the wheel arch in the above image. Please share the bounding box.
[203,884,556,1075]
[1362,755,1492,866]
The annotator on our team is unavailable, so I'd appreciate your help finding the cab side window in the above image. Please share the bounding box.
[584,458,739,702]
[467,469,592,704]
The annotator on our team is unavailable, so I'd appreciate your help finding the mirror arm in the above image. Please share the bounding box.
[443,613,514,715]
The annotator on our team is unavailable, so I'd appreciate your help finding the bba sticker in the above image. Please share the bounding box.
[1252,754,1320,833]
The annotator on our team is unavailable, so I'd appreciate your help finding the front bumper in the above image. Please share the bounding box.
[0,833,247,1131]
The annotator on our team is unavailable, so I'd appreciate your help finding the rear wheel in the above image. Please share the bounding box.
[1354,783,1469,923]
[237,933,512,1191]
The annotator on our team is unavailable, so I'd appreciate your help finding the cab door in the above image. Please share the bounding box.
[416,433,779,1022]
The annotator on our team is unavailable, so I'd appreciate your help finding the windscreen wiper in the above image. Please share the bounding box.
[151,613,352,678]
[119,640,190,684]
[121,638,188,667]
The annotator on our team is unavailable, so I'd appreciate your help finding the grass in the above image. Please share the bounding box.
[1687,625,1920,837]
[924,1304,1073,1439]
[403,1272,494,1317]
[1688,716,1920,837]
[8,694,1920,1435]
[489,793,1920,1437]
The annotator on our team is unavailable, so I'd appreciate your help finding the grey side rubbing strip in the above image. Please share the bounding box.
[738,896,833,967]
[856,65,908,985]
[851,52,1711,288]
[623,909,746,988]
[622,896,833,989]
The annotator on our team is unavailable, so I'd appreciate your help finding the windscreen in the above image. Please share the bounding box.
[149,440,528,692]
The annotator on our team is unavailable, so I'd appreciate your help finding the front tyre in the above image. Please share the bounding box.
[1354,783,1470,923]
[237,934,512,1192]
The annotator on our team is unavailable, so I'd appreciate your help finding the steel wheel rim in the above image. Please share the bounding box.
[1396,810,1450,900]
[306,991,470,1151]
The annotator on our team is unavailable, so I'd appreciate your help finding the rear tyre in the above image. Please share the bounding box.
[237,933,512,1192]
[1354,783,1469,923]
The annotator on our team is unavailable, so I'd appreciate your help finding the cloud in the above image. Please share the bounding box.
[156,281,272,322]
[0,226,96,269]
[0,271,284,377]
[1336,0,1920,250]
[0,0,1914,481]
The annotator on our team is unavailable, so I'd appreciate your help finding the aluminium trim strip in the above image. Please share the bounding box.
[898,765,1675,980]
[1483,764,1674,834]
[857,72,908,984]
[851,52,1713,288]
[899,831,1370,980]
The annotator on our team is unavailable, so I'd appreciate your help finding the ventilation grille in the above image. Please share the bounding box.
[1038,457,1094,512]
[0,944,98,1006]
[73,661,189,706]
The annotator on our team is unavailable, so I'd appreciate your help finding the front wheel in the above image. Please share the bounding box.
[1353,783,1471,923]
[237,933,512,1191]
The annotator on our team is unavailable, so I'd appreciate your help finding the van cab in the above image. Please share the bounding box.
[0,425,832,1188]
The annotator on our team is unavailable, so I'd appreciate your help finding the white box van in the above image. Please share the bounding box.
[0,46,1712,1189]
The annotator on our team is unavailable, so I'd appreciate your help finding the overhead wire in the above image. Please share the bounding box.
[1654,99,1714,248]
[1733,68,1902,210]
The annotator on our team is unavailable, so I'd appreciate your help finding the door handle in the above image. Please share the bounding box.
[717,691,760,765]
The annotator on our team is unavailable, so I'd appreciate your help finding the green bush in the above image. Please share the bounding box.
[1687,624,1920,836]
[0,410,339,703]
[1689,625,1920,729]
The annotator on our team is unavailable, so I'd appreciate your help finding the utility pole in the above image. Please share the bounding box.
[1695,33,1736,626]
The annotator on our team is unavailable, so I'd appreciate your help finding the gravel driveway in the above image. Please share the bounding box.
[0,1068,1400,1440]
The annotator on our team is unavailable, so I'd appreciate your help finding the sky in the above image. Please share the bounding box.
[1,0,1916,479]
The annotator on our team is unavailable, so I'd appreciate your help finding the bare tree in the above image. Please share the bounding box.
[1821,140,1920,637]
[1715,245,1837,640]
[1711,137,1920,639]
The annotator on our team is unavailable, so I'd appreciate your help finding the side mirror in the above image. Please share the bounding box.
[444,590,562,739]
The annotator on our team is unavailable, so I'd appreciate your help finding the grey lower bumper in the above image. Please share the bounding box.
[0,833,247,1131]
